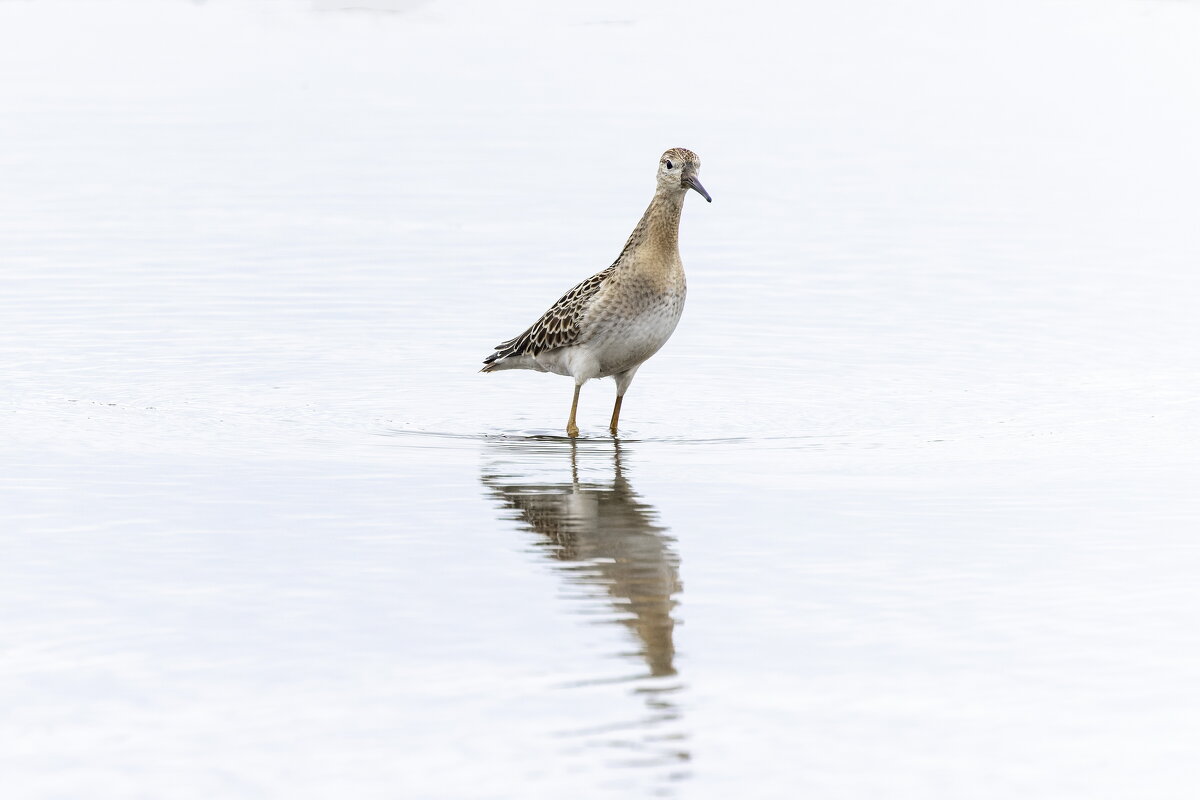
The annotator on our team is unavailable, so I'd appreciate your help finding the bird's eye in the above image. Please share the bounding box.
[665,160,674,170]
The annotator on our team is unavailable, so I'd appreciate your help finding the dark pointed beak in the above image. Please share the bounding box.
[685,175,712,203]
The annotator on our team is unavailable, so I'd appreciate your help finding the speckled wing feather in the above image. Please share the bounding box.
[482,264,616,367]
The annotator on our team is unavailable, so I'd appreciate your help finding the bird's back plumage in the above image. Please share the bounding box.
[481,264,617,372]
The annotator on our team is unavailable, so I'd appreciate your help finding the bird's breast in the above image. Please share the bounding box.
[581,275,686,376]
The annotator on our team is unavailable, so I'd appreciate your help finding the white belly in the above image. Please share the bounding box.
[535,287,685,381]
[589,301,684,376]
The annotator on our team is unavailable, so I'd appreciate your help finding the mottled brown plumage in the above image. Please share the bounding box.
[483,265,617,363]
[482,148,710,437]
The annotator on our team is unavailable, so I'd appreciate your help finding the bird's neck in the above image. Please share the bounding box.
[617,190,684,266]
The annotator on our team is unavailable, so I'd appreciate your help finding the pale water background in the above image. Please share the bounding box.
[2,0,1200,797]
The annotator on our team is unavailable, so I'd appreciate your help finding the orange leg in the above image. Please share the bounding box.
[608,394,624,436]
[566,384,582,438]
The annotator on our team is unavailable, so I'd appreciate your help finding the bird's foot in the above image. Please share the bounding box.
[567,423,580,438]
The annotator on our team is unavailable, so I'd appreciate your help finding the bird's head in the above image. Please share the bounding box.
[656,147,711,203]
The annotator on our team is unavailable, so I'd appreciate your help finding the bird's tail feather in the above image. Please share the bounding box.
[480,352,540,373]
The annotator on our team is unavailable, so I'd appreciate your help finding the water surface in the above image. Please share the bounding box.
[2,1,1200,797]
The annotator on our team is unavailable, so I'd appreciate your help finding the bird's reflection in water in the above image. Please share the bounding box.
[481,437,689,785]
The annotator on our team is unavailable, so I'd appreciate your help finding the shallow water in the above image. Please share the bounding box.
[3,0,1200,797]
